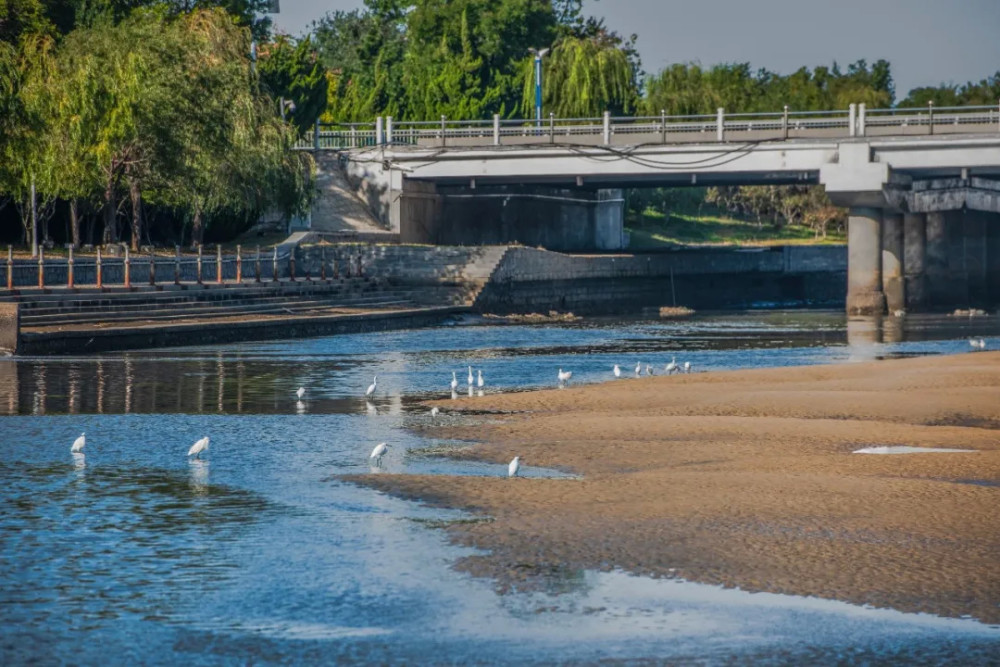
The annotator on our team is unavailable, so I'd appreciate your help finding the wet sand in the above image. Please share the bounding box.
[354,352,1000,623]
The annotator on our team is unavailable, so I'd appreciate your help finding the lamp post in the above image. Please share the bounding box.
[529,47,550,126]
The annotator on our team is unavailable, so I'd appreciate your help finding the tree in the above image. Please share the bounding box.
[258,35,328,136]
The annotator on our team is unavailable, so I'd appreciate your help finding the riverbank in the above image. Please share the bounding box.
[355,351,1000,623]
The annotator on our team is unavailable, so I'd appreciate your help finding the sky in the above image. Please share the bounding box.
[270,0,1000,101]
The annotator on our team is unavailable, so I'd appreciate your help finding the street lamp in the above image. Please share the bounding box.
[528,47,550,125]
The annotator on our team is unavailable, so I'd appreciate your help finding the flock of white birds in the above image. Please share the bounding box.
[70,337,990,477]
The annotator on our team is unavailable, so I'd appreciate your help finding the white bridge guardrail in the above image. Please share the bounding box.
[294,102,1000,151]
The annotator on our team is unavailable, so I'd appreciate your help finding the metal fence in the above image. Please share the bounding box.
[0,244,363,291]
[293,102,1000,150]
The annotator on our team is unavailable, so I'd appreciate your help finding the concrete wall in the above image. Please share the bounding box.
[0,303,19,354]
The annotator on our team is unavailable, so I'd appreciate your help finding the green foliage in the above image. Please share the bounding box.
[523,34,637,117]
[899,72,1000,107]
[258,35,329,135]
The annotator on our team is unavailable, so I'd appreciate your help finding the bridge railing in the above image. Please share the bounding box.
[293,102,1000,150]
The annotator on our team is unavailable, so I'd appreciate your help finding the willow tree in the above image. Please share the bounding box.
[522,34,637,119]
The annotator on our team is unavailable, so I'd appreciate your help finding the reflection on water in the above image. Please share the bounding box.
[1,311,999,664]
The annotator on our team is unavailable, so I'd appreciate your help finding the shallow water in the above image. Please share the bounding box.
[1,311,999,664]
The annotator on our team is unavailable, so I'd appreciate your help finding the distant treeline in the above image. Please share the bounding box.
[2,0,997,249]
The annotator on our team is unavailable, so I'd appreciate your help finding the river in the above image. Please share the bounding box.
[2,311,998,664]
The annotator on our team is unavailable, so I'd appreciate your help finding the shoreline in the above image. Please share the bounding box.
[352,351,1000,623]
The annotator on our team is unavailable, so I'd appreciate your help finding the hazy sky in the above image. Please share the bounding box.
[271,0,1000,100]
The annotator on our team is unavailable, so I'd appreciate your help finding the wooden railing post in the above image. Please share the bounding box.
[320,246,327,281]
[148,247,156,286]
[174,246,181,285]
[216,244,223,284]
[6,246,12,290]
[67,246,74,288]
[289,248,296,281]
[255,245,261,282]
[196,244,203,284]
[356,253,363,277]
[37,245,44,289]
[96,246,103,288]
[236,245,242,283]
[272,247,278,281]
[123,246,130,288]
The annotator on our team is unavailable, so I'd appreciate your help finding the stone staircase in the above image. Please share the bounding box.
[1,279,422,329]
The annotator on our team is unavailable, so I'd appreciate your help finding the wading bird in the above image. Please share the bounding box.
[450,371,459,392]
[477,370,484,388]
[646,364,655,376]
[558,369,573,384]
[430,407,440,417]
[665,357,678,374]
[370,442,389,466]
[508,456,520,478]
[635,362,642,377]
[296,387,306,400]
[71,433,86,453]
[468,366,474,386]
[613,364,621,378]
[365,376,378,398]
[683,361,692,374]
[187,436,209,459]
[970,338,986,349]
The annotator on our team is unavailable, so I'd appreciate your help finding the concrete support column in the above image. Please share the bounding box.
[988,213,1000,304]
[881,212,904,313]
[964,210,988,306]
[594,189,625,250]
[925,212,950,306]
[903,213,926,310]
[846,207,885,315]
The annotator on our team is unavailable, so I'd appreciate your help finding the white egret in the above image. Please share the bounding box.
[71,433,86,453]
[646,364,655,376]
[450,371,459,392]
[477,370,484,388]
[370,442,389,466]
[365,375,378,398]
[683,361,692,374]
[187,436,209,459]
[665,357,678,374]
[634,362,641,377]
[557,369,573,383]
[613,364,621,378]
[430,407,440,417]
[508,456,520,478]
[970,338,986,349]
[296,387,306,400]
[468,366,474,386]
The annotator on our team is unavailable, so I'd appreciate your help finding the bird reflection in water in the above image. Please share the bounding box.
[72,452,86,474]
[296,400,306,415]
[365,400,378,415]
[189,459,210,494]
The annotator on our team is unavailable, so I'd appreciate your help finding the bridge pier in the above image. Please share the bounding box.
[846,207,886,316]
[903,213,926,310]
[881,212,905,313]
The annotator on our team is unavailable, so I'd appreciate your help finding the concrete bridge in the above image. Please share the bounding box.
[304,104,1000,314]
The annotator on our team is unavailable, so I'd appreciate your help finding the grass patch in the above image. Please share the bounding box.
[627,210,845,248]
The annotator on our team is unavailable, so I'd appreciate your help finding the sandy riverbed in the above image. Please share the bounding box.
[353,351,1000,623]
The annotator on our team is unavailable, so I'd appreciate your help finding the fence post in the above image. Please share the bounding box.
[928,100,934,135]
[320,246,327,281]
[661,109,667,143]
[289,248,296,282]
[440,115,447,148]
[716,108,725,142]
[236,245,242,283]
[216,244,223,284]
[272,247,278,281]
[67,246,74,288]
[386,116,393,145]
[148,247,156,286]
[375,116,384,146]
[849,104,857,137]
[602,111,611,145]
[36,245,44,288]
[493,114,500,146]
[548,112,555,144]
[313,117,321,151]
[6,246,12,290]
[255,245,261,282]
[96,246,103,288]
[782,105,789,140]
[174,246,181,285]
[859,103,867,137]
[357,253,364,277]
[123,246,130,288]
[196,244,203,284]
